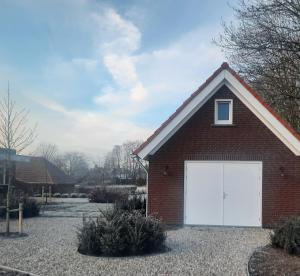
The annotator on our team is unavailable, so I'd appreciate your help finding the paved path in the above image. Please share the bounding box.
[0,217,270,276]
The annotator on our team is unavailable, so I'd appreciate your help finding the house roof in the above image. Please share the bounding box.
[134,62,300,159]
[15,156,75,185]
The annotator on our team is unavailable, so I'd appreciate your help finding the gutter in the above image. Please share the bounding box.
[131,153,149,216]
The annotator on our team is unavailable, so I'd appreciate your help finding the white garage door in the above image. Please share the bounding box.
[184,161,262,227]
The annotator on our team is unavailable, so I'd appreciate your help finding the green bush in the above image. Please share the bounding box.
[77,208,166,256]
[271,216,300,255]
[115,195,146,215]
[88,187,126,203]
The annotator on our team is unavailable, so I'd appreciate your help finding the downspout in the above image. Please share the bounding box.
[131,153,149,217]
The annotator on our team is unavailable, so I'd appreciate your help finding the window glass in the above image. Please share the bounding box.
[218,101,230,120]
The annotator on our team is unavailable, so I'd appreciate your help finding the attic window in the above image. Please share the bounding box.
[214,99,233,125]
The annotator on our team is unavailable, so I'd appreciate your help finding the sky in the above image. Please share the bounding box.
[0,0,237,159]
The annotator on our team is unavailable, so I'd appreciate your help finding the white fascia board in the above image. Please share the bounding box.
[138,69,300,159]
[138,71,226,159]
[224,70,300,156]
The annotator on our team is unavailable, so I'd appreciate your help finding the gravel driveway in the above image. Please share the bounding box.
[0,217,269,276]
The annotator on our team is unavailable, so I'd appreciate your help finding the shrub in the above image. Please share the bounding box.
[77,208,166,256]
[0,196,40,218]
[61,193,69,198]
[271,216,300,255]
[78,193,88,198]
[21,197,40,218]
[88,187,126,203]
[116,195,146,215]
[53,193,61,198]
[71,193,79,198]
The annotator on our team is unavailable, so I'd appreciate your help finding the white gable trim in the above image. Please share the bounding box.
[138,69,300,159]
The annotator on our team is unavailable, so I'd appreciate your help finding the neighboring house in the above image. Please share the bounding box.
[15,156,75,194]
[134,62,300,228]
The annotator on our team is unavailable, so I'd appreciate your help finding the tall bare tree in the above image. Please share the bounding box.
[216,0,300,131]
[0,86,37,234]
[33,143,58,163]
[104,140,147,184]
[59,152,89,181]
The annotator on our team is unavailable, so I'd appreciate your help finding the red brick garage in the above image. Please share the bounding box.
[134,63,300,228]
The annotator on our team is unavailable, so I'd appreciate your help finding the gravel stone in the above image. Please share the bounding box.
[0,217,270,276]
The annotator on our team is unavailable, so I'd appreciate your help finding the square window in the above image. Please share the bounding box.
[215,99,233,125]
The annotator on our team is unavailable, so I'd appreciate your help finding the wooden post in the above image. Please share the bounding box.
[5,167,10,236]
[19,203,23,235]
[2,164,5,186]
[49,185,52,202]
[42,186,44,203]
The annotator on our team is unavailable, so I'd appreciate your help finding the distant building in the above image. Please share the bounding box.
[15,156,75,195]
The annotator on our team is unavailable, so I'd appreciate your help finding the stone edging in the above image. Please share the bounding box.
[0,264,40,276]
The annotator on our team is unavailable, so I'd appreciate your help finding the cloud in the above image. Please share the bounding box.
[103,54,138,87]
[91,8,141,55]
[130,82,147,102]
[35,97,152,158]
[91,8,148,111]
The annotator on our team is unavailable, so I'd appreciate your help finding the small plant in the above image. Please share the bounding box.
[271,216,300,255]
[88,187,126,203]
[77,208,166,256]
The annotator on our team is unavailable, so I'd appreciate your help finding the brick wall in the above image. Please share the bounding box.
[148,85,300,227]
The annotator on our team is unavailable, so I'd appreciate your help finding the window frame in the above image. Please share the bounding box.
[214,99,233,125]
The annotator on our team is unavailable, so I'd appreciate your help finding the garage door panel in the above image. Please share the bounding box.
[223,163,261,226]
[185,163,223,225]
[185,161,262,227]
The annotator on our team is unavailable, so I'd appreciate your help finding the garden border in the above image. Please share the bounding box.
[0,264,39,276]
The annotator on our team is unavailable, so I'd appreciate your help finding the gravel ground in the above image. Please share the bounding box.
[39,200,113,218]
[0,217,270,276]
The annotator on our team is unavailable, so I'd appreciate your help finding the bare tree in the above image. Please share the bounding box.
[59,152,89,181]
[0,87,37,234]
[33,143,58,163]
[216,0,300,131]
[103,140,147,184]
[0,89,37,152]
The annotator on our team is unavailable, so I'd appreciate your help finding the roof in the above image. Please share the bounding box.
[134,62,300,159]
[15,156,75,185]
